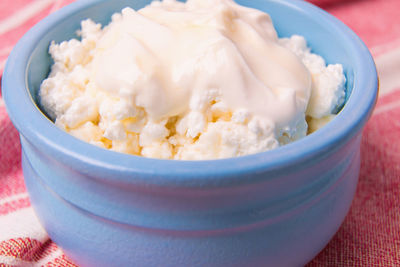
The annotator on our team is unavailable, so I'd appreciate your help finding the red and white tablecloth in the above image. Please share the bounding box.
[1,0,399,266]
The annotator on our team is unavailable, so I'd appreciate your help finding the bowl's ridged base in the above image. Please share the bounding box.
[22,135,361,267]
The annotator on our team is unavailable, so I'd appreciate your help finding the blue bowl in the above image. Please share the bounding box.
[2,0,377,266]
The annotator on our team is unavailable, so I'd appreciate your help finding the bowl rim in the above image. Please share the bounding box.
[2,0,378,187]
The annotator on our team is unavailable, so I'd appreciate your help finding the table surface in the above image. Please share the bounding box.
[1,0,399,266]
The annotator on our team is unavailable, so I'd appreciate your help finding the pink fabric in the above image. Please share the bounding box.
[1,0,399,266]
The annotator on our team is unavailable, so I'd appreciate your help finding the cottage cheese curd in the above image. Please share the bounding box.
[39,0,345,160]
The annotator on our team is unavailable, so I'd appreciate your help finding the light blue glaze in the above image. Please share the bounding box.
[2,0,378,266]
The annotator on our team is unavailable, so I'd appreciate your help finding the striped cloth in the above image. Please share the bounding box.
[1,0,399,266]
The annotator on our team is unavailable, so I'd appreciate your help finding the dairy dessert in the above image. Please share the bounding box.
[39,0,345,160]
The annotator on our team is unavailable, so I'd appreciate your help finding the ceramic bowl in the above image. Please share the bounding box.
[2,0,378,266]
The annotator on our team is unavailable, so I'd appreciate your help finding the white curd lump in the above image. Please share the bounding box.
[39,0,345,160]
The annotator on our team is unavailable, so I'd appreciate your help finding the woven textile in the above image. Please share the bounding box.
[1,0,399,266]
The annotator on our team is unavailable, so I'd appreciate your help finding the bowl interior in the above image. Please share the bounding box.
[7,0,377,183]
[28,0,354,114]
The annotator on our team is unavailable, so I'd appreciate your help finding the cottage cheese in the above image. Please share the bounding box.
[39,0,345,160]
